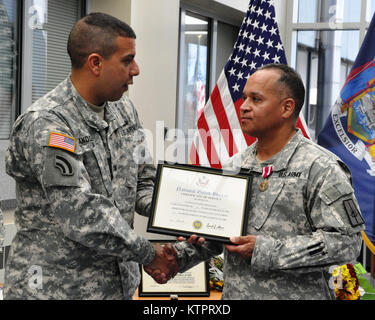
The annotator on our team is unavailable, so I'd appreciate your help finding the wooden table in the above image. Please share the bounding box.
[133,288,222,300]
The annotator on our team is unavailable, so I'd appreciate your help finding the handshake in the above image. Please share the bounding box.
[143,243,179,284]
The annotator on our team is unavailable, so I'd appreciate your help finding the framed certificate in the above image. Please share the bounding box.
[147,162,252,243]
[138,241,209,297]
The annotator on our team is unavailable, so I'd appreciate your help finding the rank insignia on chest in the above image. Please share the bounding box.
[48,132,76,153]
[259,165,273,192]
[78,136,91,144]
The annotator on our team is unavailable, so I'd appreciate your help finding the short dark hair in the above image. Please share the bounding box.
[258,63,305,118]
[67,12,136,69]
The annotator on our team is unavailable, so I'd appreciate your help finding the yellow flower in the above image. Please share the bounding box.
[332,268,340,277]
[332,264,360,300]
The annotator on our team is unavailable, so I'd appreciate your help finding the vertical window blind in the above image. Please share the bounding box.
[0,0,81,139]
[0,0,17,139]
[32,0,81,103]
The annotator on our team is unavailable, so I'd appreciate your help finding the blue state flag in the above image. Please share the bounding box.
[318,14,375,243]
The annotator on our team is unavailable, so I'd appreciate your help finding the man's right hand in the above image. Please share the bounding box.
[143,243,179,284]
[177,234,205,245]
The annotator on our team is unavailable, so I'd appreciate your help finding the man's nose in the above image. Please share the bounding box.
[240,99,250,113]
[131,60,140,76]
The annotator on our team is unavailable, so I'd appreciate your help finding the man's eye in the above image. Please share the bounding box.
[123,59,133,66]
[242,94,247,100]
[252,96,261,102]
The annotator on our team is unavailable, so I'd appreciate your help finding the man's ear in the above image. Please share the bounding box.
[87,54,103,76]
[281,98,296,119]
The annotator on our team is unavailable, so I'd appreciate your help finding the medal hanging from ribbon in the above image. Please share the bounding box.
[259,165,273,192]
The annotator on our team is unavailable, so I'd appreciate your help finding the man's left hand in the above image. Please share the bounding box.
[224,235,257,260]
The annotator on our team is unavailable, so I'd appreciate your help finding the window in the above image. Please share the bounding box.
[368,0,375,21]
[0,0,19,140]
[22,0,83,112]
[176,6,239,162]
[177,11,210,142]
[0,0,84,140]
[286,0,372,141]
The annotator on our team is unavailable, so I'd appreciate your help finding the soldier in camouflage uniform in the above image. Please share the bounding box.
[4,13,177,300]
[172,64,365,299]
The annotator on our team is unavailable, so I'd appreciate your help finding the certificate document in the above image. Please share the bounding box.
[147,163,252,243]
[139,261,209,297]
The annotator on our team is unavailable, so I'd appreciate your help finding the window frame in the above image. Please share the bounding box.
[20,0,86,114]
[0,0,23,140]
[285,0,370,68]
[176,2,242,162]
[176,8,213,133]
[283,0,372,140]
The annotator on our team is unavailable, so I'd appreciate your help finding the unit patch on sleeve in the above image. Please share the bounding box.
[43,148,80,187]
[343,199,365,227]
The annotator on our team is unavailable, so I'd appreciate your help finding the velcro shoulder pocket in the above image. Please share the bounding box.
[42,147,80,187]
[319,182,354,205]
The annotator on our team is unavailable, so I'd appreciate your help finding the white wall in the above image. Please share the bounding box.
[129,0,180,148]
[90,0,179,153]
[210,0,287,46]
[274,0,287,47]
[129,0,180,239]
[90,0,180,239]
[90,0,131,24]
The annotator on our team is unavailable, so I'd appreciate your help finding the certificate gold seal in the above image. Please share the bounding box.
[259,179,269,192]
[193,220,203,230]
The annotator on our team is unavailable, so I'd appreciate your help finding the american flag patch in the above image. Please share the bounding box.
[48,132,76,153]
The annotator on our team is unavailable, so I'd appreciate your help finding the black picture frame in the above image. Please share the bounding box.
[147,162,253,244]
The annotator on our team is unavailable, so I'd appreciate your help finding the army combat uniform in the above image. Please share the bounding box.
[5,77,156,299]
[174,130,365,300]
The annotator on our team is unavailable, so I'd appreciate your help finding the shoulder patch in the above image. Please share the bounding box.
[343,199,365,227]
[48,132,76,153]
[43,148,80,187]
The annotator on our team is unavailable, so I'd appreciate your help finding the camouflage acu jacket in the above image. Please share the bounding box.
[4,77,156,299]
[174,130,365,300]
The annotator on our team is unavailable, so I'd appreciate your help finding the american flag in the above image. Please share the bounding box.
[189,0,310,168]
[49,132,76,153]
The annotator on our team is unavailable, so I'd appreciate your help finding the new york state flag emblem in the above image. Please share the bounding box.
[333,61,375,176]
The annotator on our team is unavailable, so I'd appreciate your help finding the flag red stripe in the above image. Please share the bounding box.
[189,142,200,166]
[296,117,310,139]
[197,114,222,168]
[233,98,257,146]
[233,97,242,125]
[210,86,239,157]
